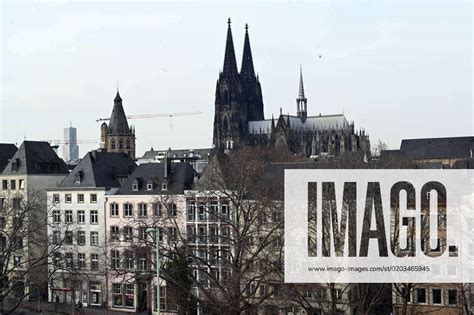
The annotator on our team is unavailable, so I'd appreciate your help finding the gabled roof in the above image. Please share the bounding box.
[1,141,69,175]
[118,162,195,195]
[59,151,136,188]
[400,136,474,160]
[0,143,17,173]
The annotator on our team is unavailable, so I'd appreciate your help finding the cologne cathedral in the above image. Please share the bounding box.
[213,19,370,157]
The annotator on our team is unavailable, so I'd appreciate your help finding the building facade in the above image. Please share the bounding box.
[104,161,194,313]
[0,141,69,300]
[212,19,370,157]
[100,91,136,159]
[46,151,136,308]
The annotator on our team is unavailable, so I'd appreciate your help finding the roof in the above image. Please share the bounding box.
[142,148,213,160]
[400,136,474,160]
[0,143,17,173]
[248,114,350,135]
[1,141,69,175]
[108,91,131,135]
[118,162,195,195]
[59,151,136,188]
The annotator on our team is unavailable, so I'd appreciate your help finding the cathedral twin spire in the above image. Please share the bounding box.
[222,18,256,81]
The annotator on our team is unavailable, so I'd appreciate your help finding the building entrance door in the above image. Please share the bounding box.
[137,282,148,312]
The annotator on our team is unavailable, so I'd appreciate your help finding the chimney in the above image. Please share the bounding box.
[164,153,172,178]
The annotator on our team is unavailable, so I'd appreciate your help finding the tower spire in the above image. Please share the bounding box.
[223,18,238,78]
[240,23,255,79]
[296,65,308,122]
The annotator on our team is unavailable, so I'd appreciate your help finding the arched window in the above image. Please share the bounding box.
[126,139,131,149]
[119,139,123,149]
[111,139,116,149]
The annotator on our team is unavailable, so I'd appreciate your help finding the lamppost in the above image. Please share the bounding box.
[145,228,160,315]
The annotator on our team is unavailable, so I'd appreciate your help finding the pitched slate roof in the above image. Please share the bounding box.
[108,91,131,135]
[59,151,136,188]
[142,148,213,160]
[118,162,195,195]
[400,136,474,160]
[1,141,69,175]
[248,114,350,135]
[0,143,17,173]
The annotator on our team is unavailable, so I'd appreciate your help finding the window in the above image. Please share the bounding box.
[77,210,85,224]
[198,204,205,221]
[221,201,229,219]
[74,172,82,184]
[52,231,60,244]
[139,203,147,217]
[333,288,342,300]
[111,226,120,241]
[53,194,60,203]
[53,210,61,224]
[124,284,134,308]
[77,231,86,246]
[18,179,25,190]
[78,194,84,203]
[111,250,120,269]
[90,210,98,224]
[0,198,4,210]
[110,203,119,217]
[12,198,21,209]
[432,288,442,304]
[13,256,21,267]
[168,203,177,217]
[154,203,161,217]
[123,203,133,217]
[90,253,99,270]
[132,180,139,191]
[416,288,427,304]
[65,253,73,268]
[10,180,16,190]
[90,232,99,246]
[78,253,86,269]
[146,180,153,191]
[187,200,195,221]
[138,227,147,240]
[65,231,73,244]
[90,194,97,203]
[112,284,123,307]
[124,251,134,270]
[139,256,147,271]
[123,226,133,241]
[2,180,7,190]
[303,289,312,299]
[448,289,457,305]
[209,201,218,221]
[161,182,168,191]
[65,210,73,223]
[53,253,61,267]
[65,194,72,203]
[168,227,178,241]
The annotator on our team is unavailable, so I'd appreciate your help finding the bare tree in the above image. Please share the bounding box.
[371,140,388,158]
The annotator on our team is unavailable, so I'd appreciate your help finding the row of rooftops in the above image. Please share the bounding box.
[1,136,472,195]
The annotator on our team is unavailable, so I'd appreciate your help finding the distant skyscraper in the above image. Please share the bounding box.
[63,125,79,161]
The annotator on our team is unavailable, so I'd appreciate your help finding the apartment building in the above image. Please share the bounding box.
[46,150,136,308]
[105,160,194,313]
[0,141,69,300]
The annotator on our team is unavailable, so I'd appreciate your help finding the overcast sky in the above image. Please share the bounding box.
[1,0,472,158]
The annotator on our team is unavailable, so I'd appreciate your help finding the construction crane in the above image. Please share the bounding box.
[96,111,203,122]
[45,140,98,145]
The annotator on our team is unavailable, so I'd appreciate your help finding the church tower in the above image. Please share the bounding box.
[241,24,264,121]
[296,66,308,122]
[213,18,248,151]
[100,91,136,159]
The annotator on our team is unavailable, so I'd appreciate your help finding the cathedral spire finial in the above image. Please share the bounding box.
[223,18,238,78]
[298,65,305,99]
[241,22,255,79]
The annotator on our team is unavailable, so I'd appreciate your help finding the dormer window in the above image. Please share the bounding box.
[132,179,139,191]
[146,180,153,191]
[74,171,83,184]
[161,181,168,191]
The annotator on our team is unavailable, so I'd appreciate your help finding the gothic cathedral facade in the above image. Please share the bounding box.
[213,19,370,158]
